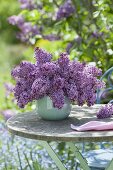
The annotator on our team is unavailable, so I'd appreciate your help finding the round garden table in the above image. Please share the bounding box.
[7,105,113,170]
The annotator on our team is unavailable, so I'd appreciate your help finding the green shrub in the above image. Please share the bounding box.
[0,0,20,43]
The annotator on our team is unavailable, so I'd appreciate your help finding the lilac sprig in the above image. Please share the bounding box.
[35,47,52,65]
[8,15,24,27]
[8,8,61,44]
[43,34,60,41]
[8,15,40,44]
[4,83,14,97]
[58,52,70,68]
[11,47,105,109]
[50,90,65,109]
[16,22,40,44]
[8,15,60,44]
[56,0,75,20]
[97,104,113,119]
[19,0,37,10]
[11,61,36,79]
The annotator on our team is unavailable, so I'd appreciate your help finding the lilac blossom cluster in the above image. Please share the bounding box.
[8,15,60,43]
[19,0,37,10]
[56,0,75,20]
[97,104,113,119]
[11,47,105,109]
[8,15,40,43]
[92,31,104,39]
[9,0,77,44]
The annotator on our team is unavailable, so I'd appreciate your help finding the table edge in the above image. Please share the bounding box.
[7,123,113,142]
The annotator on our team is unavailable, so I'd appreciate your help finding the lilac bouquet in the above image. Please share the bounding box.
[11,47,105,109]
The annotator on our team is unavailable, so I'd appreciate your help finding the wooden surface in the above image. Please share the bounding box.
[7,104,113,142]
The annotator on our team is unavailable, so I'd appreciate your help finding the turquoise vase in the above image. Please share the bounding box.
[36,96,71,120]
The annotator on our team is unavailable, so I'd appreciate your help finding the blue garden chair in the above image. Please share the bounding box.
[96,67,113,104]
[80,67,113,170]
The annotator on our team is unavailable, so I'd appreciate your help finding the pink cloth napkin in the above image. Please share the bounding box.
[71,121,113,131]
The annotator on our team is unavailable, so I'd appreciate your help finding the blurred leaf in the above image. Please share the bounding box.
[93,11,100,18]
[107,49,113,55]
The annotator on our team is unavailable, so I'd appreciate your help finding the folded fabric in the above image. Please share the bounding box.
[71,121,113,131]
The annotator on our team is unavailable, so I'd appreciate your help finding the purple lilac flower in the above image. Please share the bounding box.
[16,22,40,43]
[43,34,60,41]
[50,90,65,109]
[8,15,24,27]
[8,14,40,44]
[84,65,102,77]
[1,110,15,120]
[97,104,113,119]
[52,76,65,91]
[31,77,50,100]
[92,32,103,38]
[77,93,86,106]
[12,47,105,109]
[11,62,36,108]
[4,83,14,97]
[69,61,85,78]
[11,61,35,79]
[56,0,75,20]
[58,52,70,68]
[14,79,32,97]
[32,67,41,79]
[40,62,60,76]
[67,85,78,101]
[66,42,73,54]
[35,47,52,65]
[58,52,70,79]
[18,91,31,108]
[86,93,97,106]
[19,0,37,10]
[95,79,106,89]
[66,36,82,54]
[19,23,39,35]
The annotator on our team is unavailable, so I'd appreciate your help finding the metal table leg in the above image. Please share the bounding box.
[67,142,91,170]
[41,141,67,170]
[105,159,113,170]
[41,141,91,170]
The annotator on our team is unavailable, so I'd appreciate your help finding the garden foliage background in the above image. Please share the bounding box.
[0,0,113,169]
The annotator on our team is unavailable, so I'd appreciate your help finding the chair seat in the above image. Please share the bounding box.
[83,149,113,169]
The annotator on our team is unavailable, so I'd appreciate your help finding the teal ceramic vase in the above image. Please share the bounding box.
[36,96,71,120]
